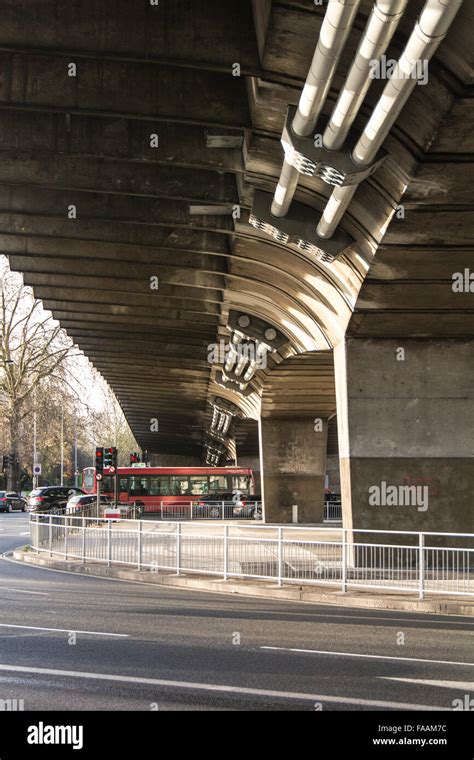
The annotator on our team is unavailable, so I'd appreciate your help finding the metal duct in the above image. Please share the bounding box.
[271,0,361,218]
[317,0,463,239]
[324,0,409,151]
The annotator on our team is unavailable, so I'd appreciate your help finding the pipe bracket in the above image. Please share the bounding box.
[250,190,353,263]
[282,105,387,187]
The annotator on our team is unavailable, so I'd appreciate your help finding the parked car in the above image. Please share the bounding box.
[193,493,263,520]
[28,486,85,514]
[233,498,263,520]
[65,494,113,515]
[0,491,27,513]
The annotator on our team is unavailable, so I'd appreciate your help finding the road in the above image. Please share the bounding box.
[0,512,472,711]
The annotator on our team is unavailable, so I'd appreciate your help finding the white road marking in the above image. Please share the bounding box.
[261,646,474,668]
[0,586,49,596]
[0,624,128,638]
[0,664,443,710]
[382,678,474,691]
[19,532,30,536]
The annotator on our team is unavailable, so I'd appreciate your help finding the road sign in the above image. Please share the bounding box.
[96,473,103,481]
[33,464,42,475]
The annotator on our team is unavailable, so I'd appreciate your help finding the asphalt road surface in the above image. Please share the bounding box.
[0,512,472,711]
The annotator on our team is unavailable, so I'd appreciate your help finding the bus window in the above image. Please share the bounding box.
[189,476,209,495]
[102,476,114,493]
[232,475,250,493]
[209,475,228,492]
[119,477,128,493]
[149,477,169,496]
[129,477,149,497]
[170,476,189,496]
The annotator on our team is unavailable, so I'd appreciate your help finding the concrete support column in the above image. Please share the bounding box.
[259,417,328,523]
[335,339,474,533]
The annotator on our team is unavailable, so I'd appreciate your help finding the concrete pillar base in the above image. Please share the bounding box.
[335,339,474,534]
[260,417,328,523]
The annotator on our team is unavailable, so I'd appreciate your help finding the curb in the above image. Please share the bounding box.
[14,550,474,617]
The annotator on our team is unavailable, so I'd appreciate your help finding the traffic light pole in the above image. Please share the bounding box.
[114,470,118,510]
[96,477,101,520]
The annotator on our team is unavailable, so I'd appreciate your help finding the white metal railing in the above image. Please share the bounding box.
[28,515,474,600]
[139,500,263,521]
[324,501,342,522]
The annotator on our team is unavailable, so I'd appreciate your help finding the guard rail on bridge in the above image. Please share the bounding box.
[28,515,474,600]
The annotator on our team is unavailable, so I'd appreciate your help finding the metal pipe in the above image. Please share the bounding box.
[324,0,408,151]
[353,0,463,165]
[318,0,463,239]
[271,0,361,218]
[318,184,357,239]
[293,0,362,137]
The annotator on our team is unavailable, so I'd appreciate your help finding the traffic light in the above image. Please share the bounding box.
[95,447,104,476]
[104,447,117,472]
[2,454,16,471]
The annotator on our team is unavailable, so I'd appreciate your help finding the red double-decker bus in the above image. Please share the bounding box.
[82,465,255,514]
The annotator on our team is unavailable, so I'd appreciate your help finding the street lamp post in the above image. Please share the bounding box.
[60,407,64,486]
[33,407,37,490]
[74,414,78,487]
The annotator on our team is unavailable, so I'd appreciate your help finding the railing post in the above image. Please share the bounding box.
[107,520,111,568]
[190,501,193,520]
[341,528,347,593]
[49,514,52,557]
[176,522,181,576]
[160,501,163,521]
[137,520,142,571]
[277,527,283,587]
[65,517,68,560]
[222,500,225,520]
[82,517,86,564]
[223,525,229,581]
[419,532,425,600]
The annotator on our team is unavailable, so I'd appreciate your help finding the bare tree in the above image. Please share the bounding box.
[88,374,139,467]
[0,262,79,490]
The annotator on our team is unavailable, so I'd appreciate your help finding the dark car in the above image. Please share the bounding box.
[193,493,262,520]
[66,494,113,515]
[233,497,263,520]
[0,491,27,513]
[28,486,85,514]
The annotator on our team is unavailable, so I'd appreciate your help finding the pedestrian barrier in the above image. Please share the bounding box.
[28,514,474,600]
[323,501,342,522]
[141,501,263,521]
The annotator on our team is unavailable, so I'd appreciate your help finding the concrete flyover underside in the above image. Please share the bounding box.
[1,0,472,530]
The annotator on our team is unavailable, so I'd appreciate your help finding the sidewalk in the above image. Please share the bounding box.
[13,547,474,617]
